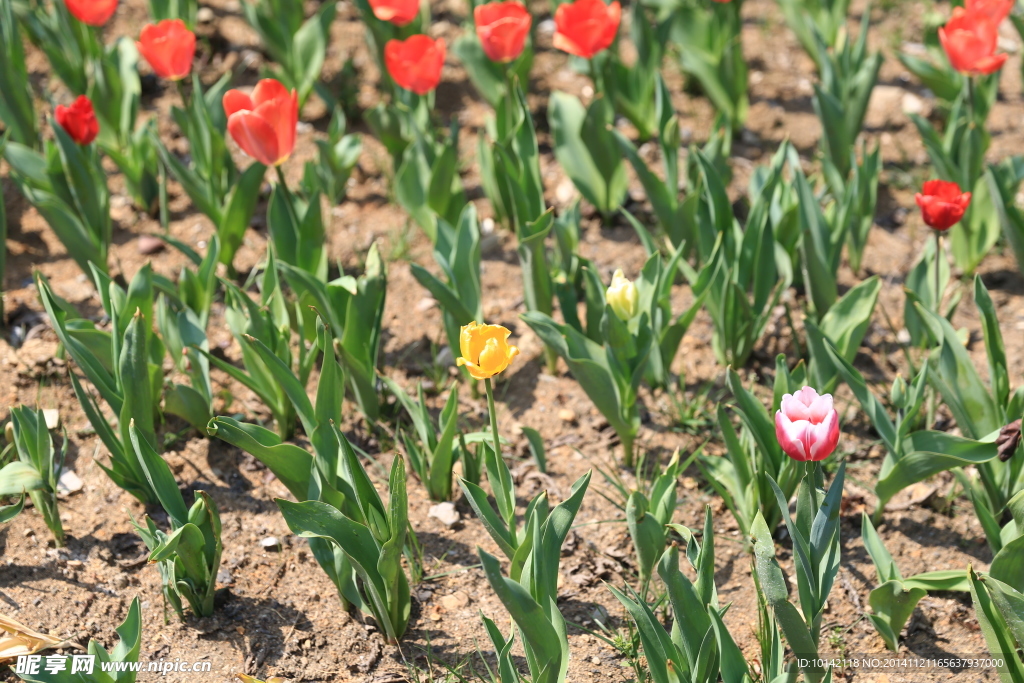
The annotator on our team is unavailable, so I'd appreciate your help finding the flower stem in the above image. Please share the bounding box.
[274,164,301,230]
[484,378,502,465]
[934,230,943,315]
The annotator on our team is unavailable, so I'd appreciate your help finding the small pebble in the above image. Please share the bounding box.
[441,590,470,611]
[260,536,281,550]
[137,235,165,255]
[558,408,577,424]
[428,502,460,528]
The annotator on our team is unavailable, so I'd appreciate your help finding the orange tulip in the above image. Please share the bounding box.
[385,35,445,95]
[368,0,420,25]
[64,0,118,26]
[939,7,1008,75]
[137,20,196,81]
[223,79,298,167]
[475,2,532,63]
[553,0,620,59]
[55,95,99,145]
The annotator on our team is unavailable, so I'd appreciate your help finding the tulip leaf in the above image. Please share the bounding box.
[206,417,312,501]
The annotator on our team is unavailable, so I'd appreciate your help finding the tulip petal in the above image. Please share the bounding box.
[223,90,255,118]
[227,111,280,167]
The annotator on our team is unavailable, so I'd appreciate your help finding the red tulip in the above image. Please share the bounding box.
[915,180,972,231]
[137,20,196,81]
[553,0,620,59]
[223,79,298,167]
[475,2,532,63]
[966,0,1013,23]
[64,0,118,26]
[939,7,1008,75]
[55,95,99,145]
[385,35,445,95]
[775,387,840,462]
[368,0,419,26]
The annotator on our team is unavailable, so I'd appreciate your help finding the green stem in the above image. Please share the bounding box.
[621,431,635,469]
[934,230,943,315]
[31,491,64,548]
[274,164,302,231]
[966,75,976,128]
[484,378,502,467]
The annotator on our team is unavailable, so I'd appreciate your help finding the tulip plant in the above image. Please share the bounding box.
[16,597,143,683]
[241,0,337,106]
[779,0,850,65]
[410,204,485,385]
[156,238,221,432]
[0,0,37,148]
[19,0,162,211]
[157,72,266,271]
[278,446,412,644]
[861,514,968,650]
[4,105,111,276]
[475,469,592,683]
[668,0,748,130]
[382,378,488,502]
[987,156,1024,279]
[909,3,1008,274]
[523,265,650,466]
[128,422,223,619]
[625,450,681,596]
[753,386,843,683]
[36,271,163,505]
[0,407,68,547]
[611,509,749,683]
[970,566,1024,681]
[680,145,792,367]
[301,106,363,205]
[454,0,533,108]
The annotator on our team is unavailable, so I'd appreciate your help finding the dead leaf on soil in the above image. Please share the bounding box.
[0,613,78,662]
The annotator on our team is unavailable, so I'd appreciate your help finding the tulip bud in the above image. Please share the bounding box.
[606,269,638,321]
[774,386,840,462]
[890,374,907,409]
[4,422,13,444]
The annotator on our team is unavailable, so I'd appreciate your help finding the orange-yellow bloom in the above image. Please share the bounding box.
[456,322,519,380]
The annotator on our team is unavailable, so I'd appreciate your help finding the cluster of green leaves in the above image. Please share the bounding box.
[610,507,749,683]
[700,363,801,537]
[469,450,592,683]
[156,74,266,271]
[861,514,967,650]
[4,119,112,276]
[241,0,336,106]
[664,0,748,130]
[0,407,68,546]
[17,0,159,210]
[129,422,223,619]
[524,252,692,465]
[301,106,362,206]
[987,156,1024,281]
[18,598,143,683]
[37,269,164,504]
[753,462,846,683]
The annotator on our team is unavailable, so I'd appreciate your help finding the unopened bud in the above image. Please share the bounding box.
[890,374,906,409]
[606,269,638,322]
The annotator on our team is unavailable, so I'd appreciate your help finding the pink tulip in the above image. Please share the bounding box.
[775,387,840,462]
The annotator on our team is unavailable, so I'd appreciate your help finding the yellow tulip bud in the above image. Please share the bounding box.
[456,321,520,380]
[606,269,638,321]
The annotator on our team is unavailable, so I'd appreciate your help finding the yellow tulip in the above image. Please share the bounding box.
[457,321,520,380]
[606,269,638,321]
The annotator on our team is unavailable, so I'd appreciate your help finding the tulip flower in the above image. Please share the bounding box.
[64,0,118,26]
[553,0,621,59]
[368,0,420,26]
[774,387,840,462]
[939,7,1007,75]
[55,95,99,145]
[137,20,196,81]
[385,35,445,95]
[475,1,532,64]
[223,79,298,167]
[966,0,1013,23]
[457,322,519,380]
[606,269,638,321]
[915,179,972,231]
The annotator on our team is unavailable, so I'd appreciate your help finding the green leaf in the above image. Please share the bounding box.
[0,462,44,496]
[129,421,188,527]
[868,581,926,650]
[206,417,312,500]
